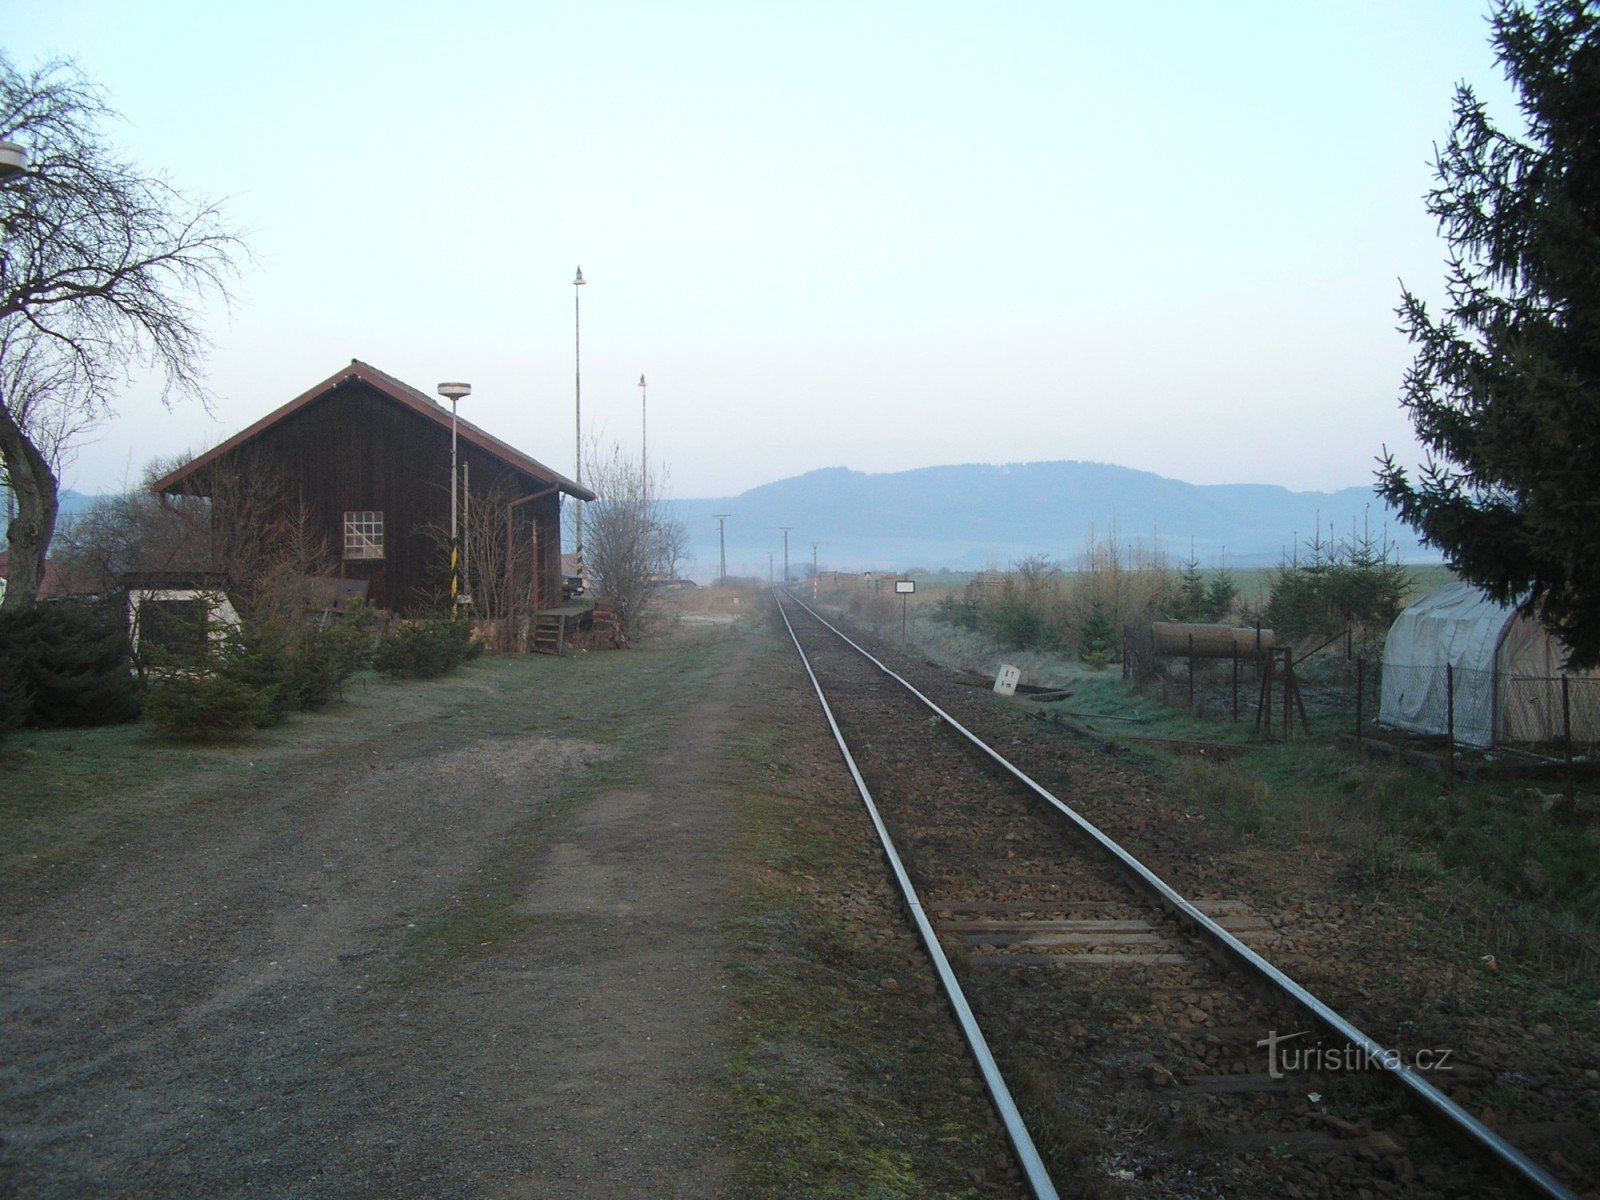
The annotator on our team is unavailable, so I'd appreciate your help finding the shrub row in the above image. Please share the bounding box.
[143,614,375,741]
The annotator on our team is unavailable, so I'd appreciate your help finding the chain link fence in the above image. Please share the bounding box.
[1135,630,1600,766]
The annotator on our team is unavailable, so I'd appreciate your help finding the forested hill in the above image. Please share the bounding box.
[664,460,1431,581]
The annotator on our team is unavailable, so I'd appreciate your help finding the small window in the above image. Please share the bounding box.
[344,510,384,560]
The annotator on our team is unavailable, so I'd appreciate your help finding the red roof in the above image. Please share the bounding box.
[149,359,595,501]
[0,549,100,599]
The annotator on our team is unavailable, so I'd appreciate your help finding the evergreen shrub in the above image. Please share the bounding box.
[0,602,141,728]
[371,617,481,680]
[144,672,271,740]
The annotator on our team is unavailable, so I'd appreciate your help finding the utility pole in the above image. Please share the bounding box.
[573,266,586,584]
[811,541,819,579]
[780,527,792,583]
[714,513,731,586]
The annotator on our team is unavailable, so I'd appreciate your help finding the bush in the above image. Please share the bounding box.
[1077,598,1116,668]
[1264,526,1409,641]
[217,623,294,726]
[287,617,372,710]
[371,616,481,680]
[144,672,271,740]
[0,668,28,742]
[0,602,141,728]
[933,590,979,630]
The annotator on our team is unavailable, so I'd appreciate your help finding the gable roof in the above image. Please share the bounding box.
[149,359,596,501]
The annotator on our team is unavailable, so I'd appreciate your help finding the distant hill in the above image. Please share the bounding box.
[18,469,1431,587]
[661,461,1433,582]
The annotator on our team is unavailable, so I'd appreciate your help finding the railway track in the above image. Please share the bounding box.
[775,590,1581,1200]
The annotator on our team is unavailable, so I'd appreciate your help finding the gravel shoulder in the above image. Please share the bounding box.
[1,631,750,1198]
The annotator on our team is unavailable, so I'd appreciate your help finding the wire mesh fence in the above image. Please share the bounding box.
[1133,629,1600,766]
[1374,660,1600,755]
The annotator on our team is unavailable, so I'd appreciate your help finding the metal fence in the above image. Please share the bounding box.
[1372,660,1600,754]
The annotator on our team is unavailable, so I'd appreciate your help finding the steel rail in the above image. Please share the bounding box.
[774,593,1063,1200]
[779,590,1578,1200]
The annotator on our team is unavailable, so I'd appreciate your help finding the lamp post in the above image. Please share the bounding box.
[780,526,792,584]
[438,381,471,614]
[714,513,731,587]
[0,139,24,180]
[573,266,586,584]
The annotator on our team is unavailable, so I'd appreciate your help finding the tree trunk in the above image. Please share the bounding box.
[0,396,60,612]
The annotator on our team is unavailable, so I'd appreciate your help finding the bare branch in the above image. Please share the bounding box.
[0,54,246,611]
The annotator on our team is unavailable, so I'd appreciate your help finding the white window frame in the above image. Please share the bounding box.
[343,510,385,560]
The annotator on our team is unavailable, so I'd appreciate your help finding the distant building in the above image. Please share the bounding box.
[150,360,594,615]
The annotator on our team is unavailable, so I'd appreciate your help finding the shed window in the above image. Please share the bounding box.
[344,511,385,560]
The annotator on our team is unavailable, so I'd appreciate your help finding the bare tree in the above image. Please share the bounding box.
[53,451,333,613]
[0,55,245,612]
[570,441,688,642]
[52,455,212,595]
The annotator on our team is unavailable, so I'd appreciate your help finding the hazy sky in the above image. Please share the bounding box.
[7,1,1516,501]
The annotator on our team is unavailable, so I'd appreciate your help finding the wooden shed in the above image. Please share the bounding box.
[150,360,594,616]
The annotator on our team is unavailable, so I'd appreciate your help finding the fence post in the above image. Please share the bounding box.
[1355,655,1364,749]
[1563,674,1573,792]
[1259,650,1274,738]
[1283,647,1293,743]
[1232,648,1239,722]
[1445,663,1456,789]
[1188,634,1195,708]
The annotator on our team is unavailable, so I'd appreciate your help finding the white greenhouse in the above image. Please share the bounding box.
[1379,582,1600,749]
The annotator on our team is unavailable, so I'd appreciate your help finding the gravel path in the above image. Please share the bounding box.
[1,646,747,1198]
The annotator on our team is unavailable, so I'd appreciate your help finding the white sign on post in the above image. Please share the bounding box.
[895,579,915,594]
[994,664,1022,696]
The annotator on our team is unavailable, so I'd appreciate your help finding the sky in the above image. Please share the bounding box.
[6,1,1520,502]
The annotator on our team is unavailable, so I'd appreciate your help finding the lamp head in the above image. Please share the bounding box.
[0,139,25,181]
[437,382,471,403]
[573,267,585,286]
[639,374,646,388]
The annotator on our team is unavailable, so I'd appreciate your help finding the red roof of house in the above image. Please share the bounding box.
[148,359,596,501]
[0,550,100,599]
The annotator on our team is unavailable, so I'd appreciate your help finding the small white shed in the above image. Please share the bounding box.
[1379,581,1599,748]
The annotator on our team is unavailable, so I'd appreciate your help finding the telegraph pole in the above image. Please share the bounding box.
[714,513,731,586]
[573,266,586,584]
[780,527,792,583]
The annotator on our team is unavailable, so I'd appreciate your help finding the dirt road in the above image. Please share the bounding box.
[1,641,749,1198]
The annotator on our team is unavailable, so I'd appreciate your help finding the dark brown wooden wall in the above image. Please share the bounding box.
[210,380,563,613]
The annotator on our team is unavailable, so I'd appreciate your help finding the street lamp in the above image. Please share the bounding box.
[438,381,471,613]
[0,140,25,181]
[573,266,586,584]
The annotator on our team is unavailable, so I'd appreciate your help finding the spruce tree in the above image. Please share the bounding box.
[1378,0,1600,666]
